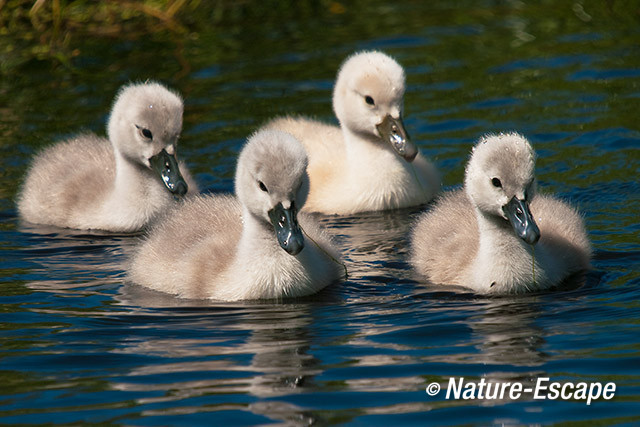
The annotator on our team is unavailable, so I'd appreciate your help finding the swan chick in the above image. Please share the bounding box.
[128,129,343,301]
[265,50,440,215]
[410,132,591,294]
[17,81,198,232]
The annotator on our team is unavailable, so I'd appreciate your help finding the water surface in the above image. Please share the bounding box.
[1,1,639,425]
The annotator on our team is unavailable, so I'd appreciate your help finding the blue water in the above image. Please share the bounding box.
[1,2,640,425]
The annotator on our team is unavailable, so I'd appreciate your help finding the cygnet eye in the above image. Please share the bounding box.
[365,95,375,106]
[258,181,268,192]
[136,125,153,140]
[491,177,502,188]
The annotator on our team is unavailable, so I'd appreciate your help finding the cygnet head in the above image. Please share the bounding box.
[235,130,310,255]
[465,132,540,245]
[107,81,188,195]
[332,50,417,161]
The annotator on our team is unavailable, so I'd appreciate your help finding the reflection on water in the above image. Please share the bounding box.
[470,297,548,367]
[2,204,639,424]
[320,207,419,282]
[9,207,581,423]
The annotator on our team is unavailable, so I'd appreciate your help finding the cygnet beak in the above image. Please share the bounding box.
[268,201,304,255]
[376,114,418,162]
[149,149,188,196]
[502,196,540,245]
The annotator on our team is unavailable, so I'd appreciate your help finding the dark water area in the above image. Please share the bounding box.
[1,1,639,425]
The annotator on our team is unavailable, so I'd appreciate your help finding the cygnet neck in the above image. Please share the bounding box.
[106,144,169,221]
[238,205,282,258]
[112,147,152,196]
[342,126,408,178]
[472,206,538,291]
[475,208,530,254]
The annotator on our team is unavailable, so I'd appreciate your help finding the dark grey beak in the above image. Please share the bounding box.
[149,149,188,196]
[268,202,304,255]
[376,114,418,162]
[503,196,540,245]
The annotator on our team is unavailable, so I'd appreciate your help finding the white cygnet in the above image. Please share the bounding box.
[410,132,591,294]
[264,50,440,215]
[128,129,344,301]
[17,81,198,232]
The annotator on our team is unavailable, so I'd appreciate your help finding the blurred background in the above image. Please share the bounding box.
[2,1,639,195]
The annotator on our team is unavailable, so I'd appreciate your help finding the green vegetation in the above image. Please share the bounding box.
[2,0,208,73]
[2,0,639,77]
[0,0,353,74]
